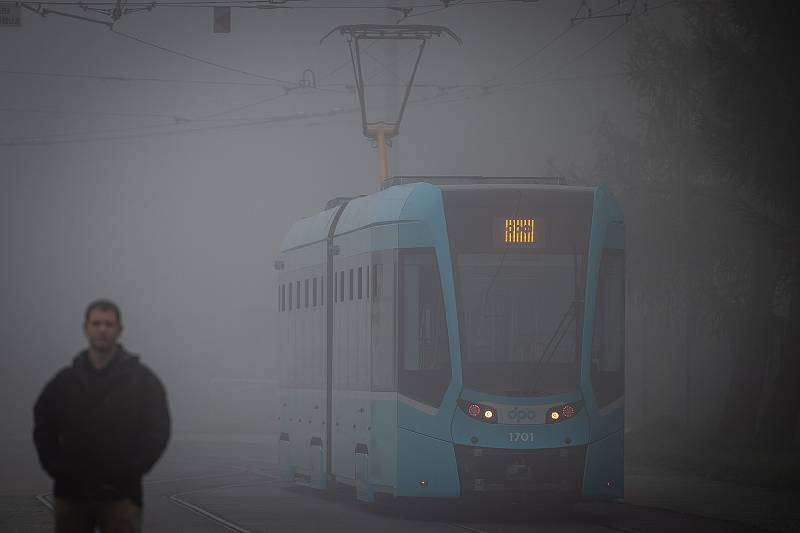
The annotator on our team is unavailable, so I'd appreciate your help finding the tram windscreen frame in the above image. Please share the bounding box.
[443,187,593,397]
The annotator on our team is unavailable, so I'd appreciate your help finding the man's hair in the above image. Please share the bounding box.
[84,299,122,325]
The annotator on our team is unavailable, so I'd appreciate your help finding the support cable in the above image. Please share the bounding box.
[109,28,292,84]
[481,23,574,86]
[21,2,112,26]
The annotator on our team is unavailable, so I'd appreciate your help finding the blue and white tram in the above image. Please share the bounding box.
[275,176,625,503]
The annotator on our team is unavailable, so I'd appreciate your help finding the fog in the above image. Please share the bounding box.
[1,1,651,437]
[4,0,798,481]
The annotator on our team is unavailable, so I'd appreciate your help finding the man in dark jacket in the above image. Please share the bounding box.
[33,299,170,533]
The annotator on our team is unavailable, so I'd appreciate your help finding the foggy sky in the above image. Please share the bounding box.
[0,0,663,435]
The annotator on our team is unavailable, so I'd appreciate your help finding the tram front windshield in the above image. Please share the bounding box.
[443,187,593,397]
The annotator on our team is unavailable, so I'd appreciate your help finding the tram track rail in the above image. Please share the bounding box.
[165,462,280,533]
[32,459,275,533]
[168,481,268,533]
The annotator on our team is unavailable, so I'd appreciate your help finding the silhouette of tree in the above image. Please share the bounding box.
[606,0,800,447]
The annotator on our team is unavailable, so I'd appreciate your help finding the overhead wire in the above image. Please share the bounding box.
[0,68,628,145]
[21,0,533,8]
[395,0,675,112]
[0,75,614,146]
[2,0,678,144]
[9,0,520,103]
[0,71,624,125]
[109,28,292,84]
[195,91,288,119]
[0,78,472,145]
[543,17,629,79]
[2,117,186,143]
[104,27,351,118]
[475,0,677,99]
[479,0,639,88]
[395,0,466,22]
[0,105,363,146]
[0,68,280,86]
[0,66,621,93]
[572,0,638,21]
[480,23,574,86]
[0,106,183,119]
[0,80,473,146]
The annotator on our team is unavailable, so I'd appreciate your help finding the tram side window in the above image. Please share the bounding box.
[358,266,363,299]
[371,259,396,391]
[304,279,309,308]
[339,271,345,303]
[591,248,625,408]
[313,277,317,307]
[372,264,378,298]
[348,269,353,301]
[289,281,293,310]
[398,249,451,407]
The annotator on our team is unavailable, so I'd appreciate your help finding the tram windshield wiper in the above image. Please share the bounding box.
[525,300,578,394]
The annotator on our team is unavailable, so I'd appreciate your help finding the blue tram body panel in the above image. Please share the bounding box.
[580,186,625,499]
[396,428,460,497]
[276,178,625,502]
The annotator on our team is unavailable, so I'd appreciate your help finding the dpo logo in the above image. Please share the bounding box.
[507,407,536,420]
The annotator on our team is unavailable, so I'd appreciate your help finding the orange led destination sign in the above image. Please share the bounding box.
[504,218,535,244]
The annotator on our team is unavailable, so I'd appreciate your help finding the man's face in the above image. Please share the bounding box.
[83,309,122,353]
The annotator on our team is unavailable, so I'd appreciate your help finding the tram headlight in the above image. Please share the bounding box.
[457,399,498,424]
[546,401,584,424]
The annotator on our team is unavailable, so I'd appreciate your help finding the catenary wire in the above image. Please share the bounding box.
[480,22,575,86]
[0,70,628,143]
[0,70,623,123]
[477,0,678,98]
[2,1,677,143]
[0,106,183,119]
[0,105,365,146]
[0,68,282,87]
[396,0,466,22]
[109,28,292,84]
[0,83,466,145]
[20,0,532,8]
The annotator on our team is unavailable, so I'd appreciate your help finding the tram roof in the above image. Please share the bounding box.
[383,175,569,187]
[279,184,417,252]
[280,179,598,253]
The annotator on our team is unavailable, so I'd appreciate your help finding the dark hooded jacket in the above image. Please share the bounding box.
[33,346,170,506]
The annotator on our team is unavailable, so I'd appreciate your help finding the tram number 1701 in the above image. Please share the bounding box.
[508,432,535,443]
